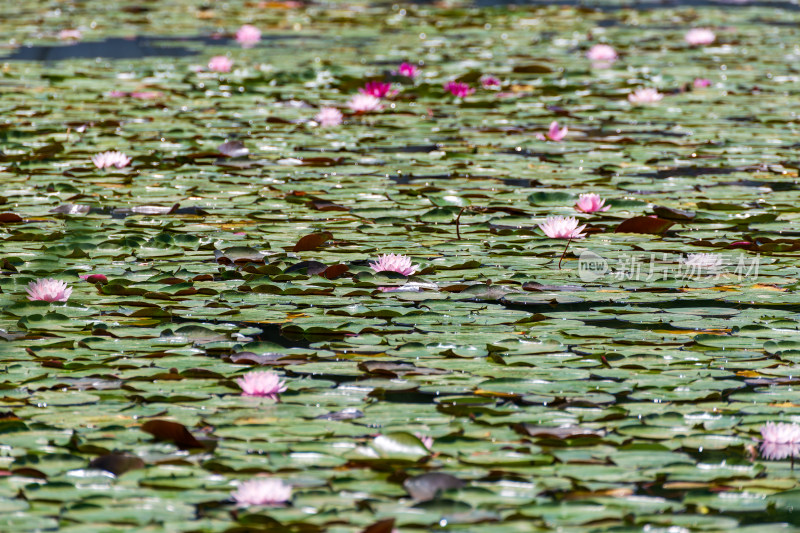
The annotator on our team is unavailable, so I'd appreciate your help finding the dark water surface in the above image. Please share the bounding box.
[470,0,800,9]
[2,34,320,61]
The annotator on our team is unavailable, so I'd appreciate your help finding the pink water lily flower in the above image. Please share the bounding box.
[360,81,396,98]
[130,91,162,99]
[348,93,383,113]
[236,371,287,399]
[92,151,131,169]
[315,107,343,127]
[58,29,82,41]
[536,121,568,142]
[480,75,501,88]
[232,478,292,507]
[760,422,800,460]
[26,278,72,302]
[575,193,609,213]
[415,433,434,450]
[443,81,474,98]
[685,28,716,46]
[693,78,711,88]
[586,44,617,62]
[370,254,418,276]
[538,216,587,239]
[79,274,108,284]
[235,24,261,48]
[397,62,419,78]
[628,87,663,104]
[208,55,233,72]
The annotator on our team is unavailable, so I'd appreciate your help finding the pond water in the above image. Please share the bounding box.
[4,36,218,61]
[1,34,331,61]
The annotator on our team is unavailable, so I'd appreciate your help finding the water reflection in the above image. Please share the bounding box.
[761,441,799,461]
[4,35,231,61]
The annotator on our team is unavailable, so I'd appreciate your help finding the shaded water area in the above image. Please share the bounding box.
[4,36,224,61]
[1,34,330,61]
[2,0,800,532]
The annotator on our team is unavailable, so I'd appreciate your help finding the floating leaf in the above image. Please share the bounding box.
[88,453,145,476]
[218,140,249,158]
[140,420,204,450]
[292,232,333,252]
[0,213,23,223]
[404,473,466,501]
[372,432,430,460]
[361,518,395,533]
[652,206,695,221]
[615,216,675,235]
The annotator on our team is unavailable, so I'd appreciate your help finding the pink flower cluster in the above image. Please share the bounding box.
[531,193,612,239]
[346,78,398,114]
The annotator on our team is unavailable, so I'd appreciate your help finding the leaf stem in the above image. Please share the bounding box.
[558,234,574,270]
[455,207,466,241]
